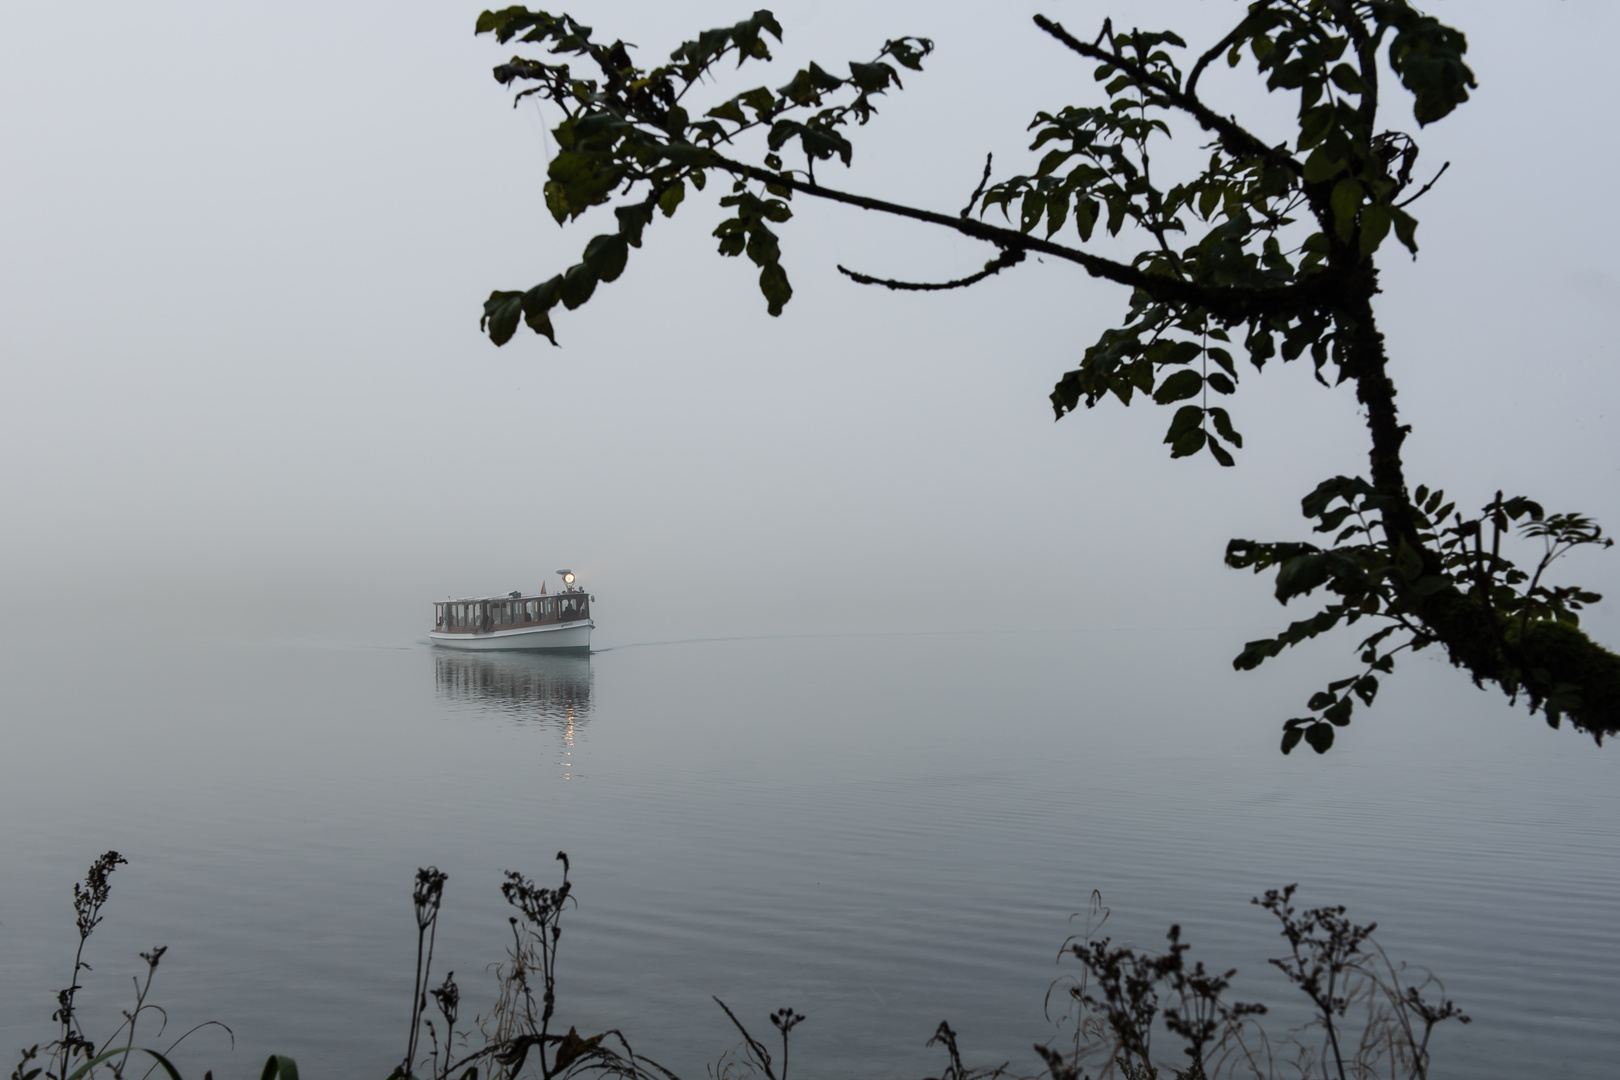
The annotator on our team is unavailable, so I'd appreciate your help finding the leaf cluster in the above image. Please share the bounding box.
[475,6,931,342]
[1044,885,1466,1080]
[992,3,1470,468]
[1228,479,1613,752]
[470,3,1616,752]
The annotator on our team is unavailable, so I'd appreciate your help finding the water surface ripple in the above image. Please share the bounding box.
[0,630,1614,1078]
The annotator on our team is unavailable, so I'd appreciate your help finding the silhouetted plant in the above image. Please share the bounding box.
[52,851,126,1078]
[16,852,232,1080]
[1251,885,1466,1080]
[1042,887,1467,1080]
[401,867,451,1079]
[407,853,678,1080]
[14,854,1465,1080]
[925,1021,1008,1080]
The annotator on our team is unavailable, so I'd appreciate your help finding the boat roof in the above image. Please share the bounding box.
[442,591,570,603]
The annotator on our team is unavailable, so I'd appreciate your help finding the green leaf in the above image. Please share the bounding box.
[740,86,778,115]
[1152,369,1204,404]
[1274,552,1331,601]
[1307,690,1337,711]
[544,180,568,225]
[582,233,630,283]
[1386,10,1476,125]
[1208,438,1235,467]
[705,99,748,125]
[659,141,716,168]
[1164,404,1204,443]
[1391,207,1419,254]
[1074,197,1098,241]
[1297,106,1335,151]
[481,290,524,346]
[1329,62,1368,95]
[1207,406,1243,448]
[67,1049,186,1080]
[521,276,562,345]
[615,201,655,246]
[658,181,687,217]
[1304,722,1335,753]
[744,221,781,266]
[1359,202,1391,257]
[1045,195,1069,238]
[1323,697,1353,726]
[1169,426,1206,459]
[1205,371,1236,395]
[759,261,792,316]
[1281,726,1305,754]
[521,305,556,346]
[261,1055,300,1080]
[848,61,895,93]
[560,263,598,310]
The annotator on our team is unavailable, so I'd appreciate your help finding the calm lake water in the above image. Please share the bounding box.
[1,627,1615,1078]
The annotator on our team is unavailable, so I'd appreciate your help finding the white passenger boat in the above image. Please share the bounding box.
[430,569,593,652]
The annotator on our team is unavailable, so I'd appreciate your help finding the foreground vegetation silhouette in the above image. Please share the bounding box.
[471,0,1618,751]
[16,853,1469,1080]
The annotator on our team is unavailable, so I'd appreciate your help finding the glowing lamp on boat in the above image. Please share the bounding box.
[557,569,576,586]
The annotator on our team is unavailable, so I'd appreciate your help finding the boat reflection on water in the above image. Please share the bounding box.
[434,651,594,777]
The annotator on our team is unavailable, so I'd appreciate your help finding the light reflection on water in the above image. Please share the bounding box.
[0,629,1615,1080]
[434,652,593,777]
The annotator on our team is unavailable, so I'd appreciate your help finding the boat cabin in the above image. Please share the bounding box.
[434,590,591,636]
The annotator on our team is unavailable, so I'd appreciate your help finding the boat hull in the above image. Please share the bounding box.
[430,620,592,652]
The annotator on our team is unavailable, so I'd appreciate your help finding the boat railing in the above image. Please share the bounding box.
[433,593,590,634]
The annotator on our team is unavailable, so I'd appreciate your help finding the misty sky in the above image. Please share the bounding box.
[2,0,1616,648]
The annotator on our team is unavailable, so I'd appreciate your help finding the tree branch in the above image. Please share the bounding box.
[1394,161,1450,208]
[1185,13,1261,98]
[1324,0,1379,131]
[706,150,1338,320]
[837,248,1026,291]
[1032,15,1304,179]
[959,152,994,219]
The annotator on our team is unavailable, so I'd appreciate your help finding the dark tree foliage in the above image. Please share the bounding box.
[472,1,1618,752]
